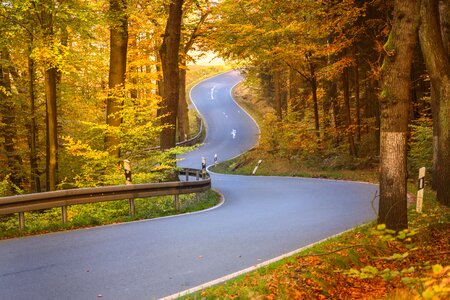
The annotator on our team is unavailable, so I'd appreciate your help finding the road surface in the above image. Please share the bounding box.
[0,71,378,300]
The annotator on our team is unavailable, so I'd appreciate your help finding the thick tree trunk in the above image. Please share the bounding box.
[40,5,58,191]
[378,0,420,230]
[419,0,450,206]
[106,0,128,158]
[159,0,184,150]
[45,67,58,191]
[343,67,357,156]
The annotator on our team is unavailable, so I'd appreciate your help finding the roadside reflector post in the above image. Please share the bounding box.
[201,157,206,179]
[416,167,426,213]
[214,154,218,166]
[124,160,135,216]
[62,206,68,224]
[18,212,25,230]
[252,160,263,175]
[174,194,180,212]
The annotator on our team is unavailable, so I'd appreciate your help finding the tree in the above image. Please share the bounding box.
[419,0,450,206]
[106,0,128,158]
[159,0,184,150]
[378,0,420,230]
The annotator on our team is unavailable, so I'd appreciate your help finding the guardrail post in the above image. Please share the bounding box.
[185,169,189,181]
[174,195,180,212]
[62,206,68,224]
[18,212,25,230]
[124,160,135,216]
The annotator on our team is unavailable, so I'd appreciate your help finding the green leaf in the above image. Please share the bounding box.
[401,267,415,274]
[432,264,443,275]
[361,265,379,274]
[376,224,386,231]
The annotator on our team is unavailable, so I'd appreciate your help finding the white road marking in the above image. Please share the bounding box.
[210,86,216,100]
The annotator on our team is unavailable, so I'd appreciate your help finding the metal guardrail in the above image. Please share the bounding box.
[0,168,210,229]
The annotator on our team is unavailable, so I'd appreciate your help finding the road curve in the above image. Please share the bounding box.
[0,71,378,300]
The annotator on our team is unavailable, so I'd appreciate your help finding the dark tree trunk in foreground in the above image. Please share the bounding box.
[420,0,450,206]
[378,0,420,230]
[159,0,184,150]
[106,0,128,158]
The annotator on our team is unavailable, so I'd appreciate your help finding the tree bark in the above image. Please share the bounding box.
[419,0,450,206]
[343,67,357,156]
[378,0,420,230]
[354,61,362,142]
[40,3,58,191]
[273,67,283,120]
[159,0,184,150]
[106,0,128,158]
[28,49,41,192]
[178,59,189,142]
[309,62,320,143]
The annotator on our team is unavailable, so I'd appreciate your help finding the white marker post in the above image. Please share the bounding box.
[416,167,426,213]
[252,160,263,175]
[214,154,218,166]
[124,160,135,216]
[201,157,207,179]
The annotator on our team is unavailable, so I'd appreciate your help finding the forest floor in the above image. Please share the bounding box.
[193,83,450,299]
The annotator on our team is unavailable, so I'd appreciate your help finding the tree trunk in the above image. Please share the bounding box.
[106,0,128,158]
[45,67,58,191]
[273,67,283,120]
[378,0,420,230]
[159,0,184,150]
[309,62,320,143]
[343,67,357,156]
[40,4,58,191]
[419,0,450,206]
[354,61,362,142]
[178,59,190,142]
[28,50,41,192]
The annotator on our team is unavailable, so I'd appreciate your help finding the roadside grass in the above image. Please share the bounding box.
[0,190,220,240]
[181,194,450,300]
[209,150,379,183]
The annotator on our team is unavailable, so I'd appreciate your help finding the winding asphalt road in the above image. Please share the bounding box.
[0,71,378,300]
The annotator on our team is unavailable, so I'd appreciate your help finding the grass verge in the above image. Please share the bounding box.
[0,190,220,240]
